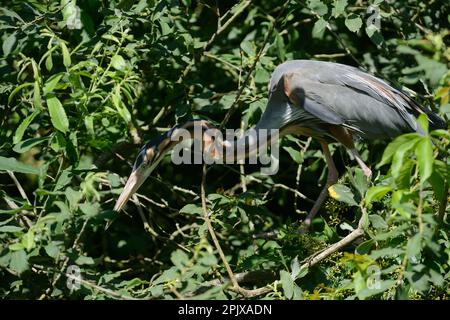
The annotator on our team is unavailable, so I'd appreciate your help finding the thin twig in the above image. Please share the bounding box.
[313,53,347,59]
[200,165,239,288]
[200,164,275,298]
[7,171,32,207]
[4,197,33,229]
[300,207,367,268]
[272,182,314,204]
[131,194,159,237]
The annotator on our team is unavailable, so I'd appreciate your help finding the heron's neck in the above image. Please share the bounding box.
[175,120,281,163]
[222,128,279,162]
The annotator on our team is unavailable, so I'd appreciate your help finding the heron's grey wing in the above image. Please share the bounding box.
[283,72,345,125]
[284,74,417,139]
[336,69,446,130]
[293,61,445,130]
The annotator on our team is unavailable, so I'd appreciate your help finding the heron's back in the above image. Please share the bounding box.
[264,60,446,140]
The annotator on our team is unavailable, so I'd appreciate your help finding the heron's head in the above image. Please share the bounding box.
[113,132,173,212]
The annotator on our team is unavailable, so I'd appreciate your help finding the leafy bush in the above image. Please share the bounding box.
[0,0,448,299]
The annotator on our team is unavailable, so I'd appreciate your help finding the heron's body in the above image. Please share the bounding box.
[259,60,444,140]
[114,60,446,229]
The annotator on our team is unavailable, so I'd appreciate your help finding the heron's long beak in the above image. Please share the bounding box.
[114,141,165,212]
[113,168,149,212]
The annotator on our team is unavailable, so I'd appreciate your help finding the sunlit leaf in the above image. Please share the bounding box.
[2,32,16,56]
[9,250,29,274]
[111,54,126,71]
[0,156,40,175]
[60,42,71,67]
[13,136,50,153]
[280,270,294,299]
[46,95,69,133]
[365,185,392,205]
[328,184,357,206]
[415,137,433,183]
[345,14,363,32]
[13,110,41,144]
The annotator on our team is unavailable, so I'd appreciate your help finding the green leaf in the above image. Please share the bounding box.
[8,82,34,105]
[46,95,69,133]
[171,249,189,269]
[79,202,100,216]
[9,243,24,251]
[2,32,16,56]
[31,59,39,80]
[431,129,450,139]
[62,0,82,29]
[394,159,414,189]
[349,168,368,198]
[9,249,29,274]
[33,81,42,109]
[357,280,396,299]
[406,234,421,261]
[111,55,126,71]
[0,226,23,233]
[429,269,444,287]
[84,115,94,136]
[0,156,40,175]
[290,257,300,279]
[368,214,387,230]
[407,270,429,292]
[255,67,270,84]
[415,137,433,183]
[153,267,179,284]
[219,94,237,110]
[365,24,384,46]
[60,42,71,67]
[308,0,328,15]
[428,170,446,203]
[280,270,294,299]
[43,73,63,95]
[440,103,450,115]
[240,41,255,56]
[45,243,60,259]
[199,253,218,266]
[1,8,24,22]
[377,133,420,168]
[328,184,357,206]
[345,14,363,32]
[193,39,206,49]
[283,146,303,164]
[65,187,82,210]
[312,18,327,39]
[416,113,429,133]
[356,239,375,255]
[179,204,203,215]
[13,136,50,153]
[75,255,95,265]
[391,137,420,179]
[45,53,53,71]
[332,0,347,17]
[13,110,41,144]
[112,89,131,123]
[21,230,35,251]
[365,185,392,204]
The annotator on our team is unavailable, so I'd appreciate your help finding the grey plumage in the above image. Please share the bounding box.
[257,60,446,140]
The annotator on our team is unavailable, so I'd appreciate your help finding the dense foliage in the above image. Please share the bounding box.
[0,0,449,300]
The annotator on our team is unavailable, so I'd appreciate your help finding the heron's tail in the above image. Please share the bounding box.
[427,109,447,130]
